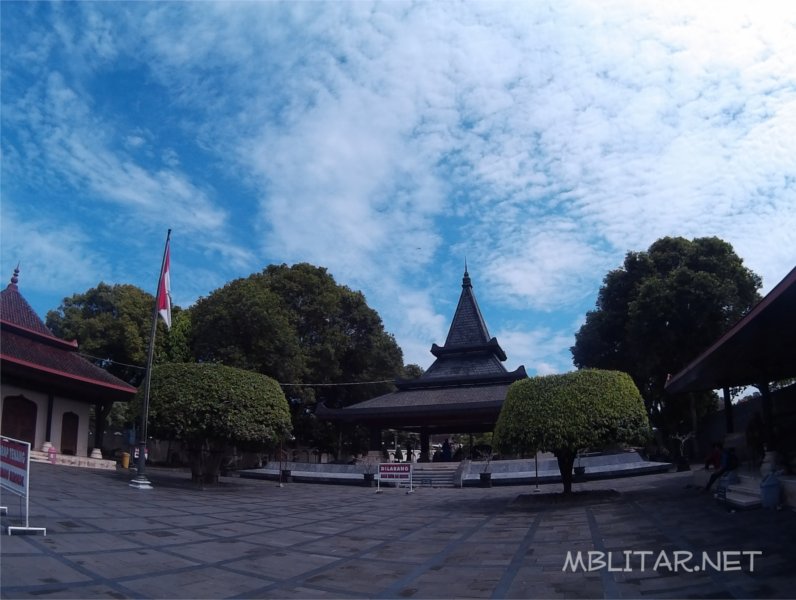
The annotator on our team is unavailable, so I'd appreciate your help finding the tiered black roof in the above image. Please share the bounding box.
[397,268,526,389]
[316,267,527,431]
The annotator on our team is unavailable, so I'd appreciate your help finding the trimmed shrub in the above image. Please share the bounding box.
[494,369,650,493]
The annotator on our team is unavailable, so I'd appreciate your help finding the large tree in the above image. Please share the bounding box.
[494,370,650,493]
[571,236,761,435]
[189,276,304,384]
[189,263,405,453]
[144,362,291,484]
[259,263,404,408]
[46,282,184,385]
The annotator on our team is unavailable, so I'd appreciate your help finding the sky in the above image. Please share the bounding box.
[2,1,795,378]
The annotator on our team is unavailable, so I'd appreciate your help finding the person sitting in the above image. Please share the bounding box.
[441,439,452,462]
[705,447,739,492]
[704,442,722,470]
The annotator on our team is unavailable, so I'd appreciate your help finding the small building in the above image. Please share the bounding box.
[317,267,527,460]
[0,268,137,457]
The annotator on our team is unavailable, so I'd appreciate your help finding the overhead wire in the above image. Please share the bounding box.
[78,353,397,387]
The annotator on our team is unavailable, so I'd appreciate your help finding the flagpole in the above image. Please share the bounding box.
[130,229,171,490]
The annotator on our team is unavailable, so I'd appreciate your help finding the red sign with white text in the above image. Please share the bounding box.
[1,437,29,496]
[379,463,412,480]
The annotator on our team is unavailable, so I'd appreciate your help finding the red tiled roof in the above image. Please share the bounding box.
[0,280,59,338]
[1,277,137,398]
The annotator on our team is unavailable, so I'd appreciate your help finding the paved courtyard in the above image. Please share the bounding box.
[1,463,795,599]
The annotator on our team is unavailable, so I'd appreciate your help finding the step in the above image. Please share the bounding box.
[717,485,761,509]
[412,464,459,472]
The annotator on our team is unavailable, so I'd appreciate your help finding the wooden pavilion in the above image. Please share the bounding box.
[316,268,527,461]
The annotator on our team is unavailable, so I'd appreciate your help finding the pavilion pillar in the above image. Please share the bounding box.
[45,393,54,442]
[722,387,734,434]
[419,428,430,463]
[760,382,774,448]
[40,393,55,453]
[368,427,382,454]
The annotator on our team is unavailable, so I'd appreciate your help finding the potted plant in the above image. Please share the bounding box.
[673,432,694,472]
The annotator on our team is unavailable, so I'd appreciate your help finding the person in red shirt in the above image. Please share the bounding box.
[704,442,722,470]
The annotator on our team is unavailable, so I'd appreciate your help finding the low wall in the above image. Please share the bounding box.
[460,451,670,486]
[239,453,671,488]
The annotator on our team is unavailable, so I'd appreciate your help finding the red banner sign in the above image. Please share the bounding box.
[1,437,29,496]
[379,463,412,479]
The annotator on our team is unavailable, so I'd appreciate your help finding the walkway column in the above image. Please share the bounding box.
[419,428,430,463]
[760,382,773,447]
[368,427,382,453]
[722,387,734,434]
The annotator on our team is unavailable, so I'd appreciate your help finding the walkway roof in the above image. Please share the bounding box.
[665,266,796,393]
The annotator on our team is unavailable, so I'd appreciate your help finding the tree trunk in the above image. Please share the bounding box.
[203,449,224,485]
[187,440,225,485]
[556,449,576,494]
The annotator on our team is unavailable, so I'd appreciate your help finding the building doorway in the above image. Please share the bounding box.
[1,395,37,446]
[60,412,79,455]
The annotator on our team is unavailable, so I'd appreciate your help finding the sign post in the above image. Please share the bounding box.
[0,436,47,535]
[377,463,413,494]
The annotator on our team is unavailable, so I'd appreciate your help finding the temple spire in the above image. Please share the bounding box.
[462,259,471,288]
[8,263,20,289]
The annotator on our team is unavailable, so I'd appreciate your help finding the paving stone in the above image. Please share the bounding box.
[2,464,796,599]
[122,566,270,599]
[1,555,92,586]
[220,547,340,580]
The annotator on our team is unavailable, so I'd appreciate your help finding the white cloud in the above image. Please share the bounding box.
[0,208,108,298]
[2,0,794,370]
[494,326,576,377]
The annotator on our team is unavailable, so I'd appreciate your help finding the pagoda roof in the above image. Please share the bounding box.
[398,268,526,389]
[315,382,512,432]
[317,267,527,431]
[0,268,137,402]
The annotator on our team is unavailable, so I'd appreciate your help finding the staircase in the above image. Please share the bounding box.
[30,449,117,470]
[412,463,459,488]
[718,474,762,509]
[694,469,762,509]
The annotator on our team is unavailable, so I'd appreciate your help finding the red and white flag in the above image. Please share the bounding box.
[157,241,172,329]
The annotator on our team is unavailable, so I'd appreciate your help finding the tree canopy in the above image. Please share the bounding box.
[189,275,304,384]
[46,282,181,385]
[494,369,650,493]
[571,236,761,435]
[189,263,405,455]
[144,362,291,483]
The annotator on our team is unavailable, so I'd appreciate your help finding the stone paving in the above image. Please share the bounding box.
[2,462,795,599]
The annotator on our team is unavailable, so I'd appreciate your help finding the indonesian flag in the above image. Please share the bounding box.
[157,241,172,329]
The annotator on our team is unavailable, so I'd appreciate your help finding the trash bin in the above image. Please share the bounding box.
[121,452,130,469]
[760,473,780,509]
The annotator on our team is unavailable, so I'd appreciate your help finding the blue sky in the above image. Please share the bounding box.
[2,1,795,377]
